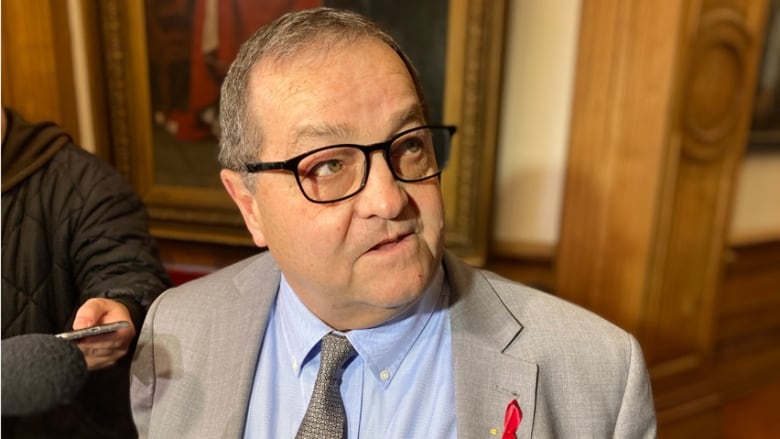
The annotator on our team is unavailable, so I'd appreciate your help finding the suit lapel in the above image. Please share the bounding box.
[201,253,281,438]
[445,252,538,439]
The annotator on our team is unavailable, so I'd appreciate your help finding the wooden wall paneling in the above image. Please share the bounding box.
[1,0,79,141]
[646,0,769,391]
[559,0,770,435]
[556,0,685,335]
[485,252,556,293]
[715,240,780,401]
[718,242,780,348]
[721,379,780,439]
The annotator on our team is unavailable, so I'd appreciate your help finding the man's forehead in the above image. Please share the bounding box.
[245,39,421,149]
[246,38,382,107]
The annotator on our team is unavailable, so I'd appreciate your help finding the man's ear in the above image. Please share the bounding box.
[220,169,267,247]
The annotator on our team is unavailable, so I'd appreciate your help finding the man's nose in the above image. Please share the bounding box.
[353,151,407,219]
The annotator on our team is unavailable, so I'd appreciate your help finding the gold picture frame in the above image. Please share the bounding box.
[94,0,505,265]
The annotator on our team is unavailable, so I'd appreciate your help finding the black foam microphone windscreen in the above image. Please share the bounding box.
[1,333,88,416]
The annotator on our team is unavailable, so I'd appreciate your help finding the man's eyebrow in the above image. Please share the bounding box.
[394,104,426,128]
[289,124,353,151]
[288,103,426,151]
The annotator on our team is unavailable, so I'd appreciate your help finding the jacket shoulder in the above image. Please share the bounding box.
[150,252,277,312]
[445,251,635,358]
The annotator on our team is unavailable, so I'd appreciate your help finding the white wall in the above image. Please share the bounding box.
[493,0,582,248]
[729,153,780,244]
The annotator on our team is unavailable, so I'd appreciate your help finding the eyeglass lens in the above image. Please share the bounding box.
[296,126,450,202]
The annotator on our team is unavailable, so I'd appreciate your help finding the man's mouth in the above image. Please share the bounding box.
[369,233,411,252]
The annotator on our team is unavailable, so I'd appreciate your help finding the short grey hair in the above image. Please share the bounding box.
[217,7,428,179]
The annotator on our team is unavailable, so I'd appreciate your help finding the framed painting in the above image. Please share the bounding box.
[94,0,506,265]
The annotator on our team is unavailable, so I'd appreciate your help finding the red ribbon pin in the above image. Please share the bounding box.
[502,399,522,439]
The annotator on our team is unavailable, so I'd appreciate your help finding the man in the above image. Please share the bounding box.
[131,8,656,438]
[2,107,171,438]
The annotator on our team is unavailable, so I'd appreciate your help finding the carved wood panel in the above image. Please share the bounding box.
[556,0,771,435]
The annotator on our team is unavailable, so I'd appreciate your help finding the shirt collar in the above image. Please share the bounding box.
[277,266,446,388]
[277,277,332,375]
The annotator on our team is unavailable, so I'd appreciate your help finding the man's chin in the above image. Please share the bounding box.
[374,283,429,314]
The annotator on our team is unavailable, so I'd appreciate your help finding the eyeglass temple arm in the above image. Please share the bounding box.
[244,161,290,173]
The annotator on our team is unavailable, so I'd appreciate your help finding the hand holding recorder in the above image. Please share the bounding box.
[68,298,137,370]
[0,300,134,417]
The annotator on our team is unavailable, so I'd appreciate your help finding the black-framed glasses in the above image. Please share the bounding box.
[243,125,456,203]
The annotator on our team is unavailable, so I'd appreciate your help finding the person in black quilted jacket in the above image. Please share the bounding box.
[1,107,172,438]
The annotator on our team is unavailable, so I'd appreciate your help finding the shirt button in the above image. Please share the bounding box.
[380,370,391,381]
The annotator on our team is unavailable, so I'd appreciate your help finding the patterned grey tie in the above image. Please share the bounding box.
[296,333,356,439]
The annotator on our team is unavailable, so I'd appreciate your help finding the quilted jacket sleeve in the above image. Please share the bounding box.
[63,145,171,331]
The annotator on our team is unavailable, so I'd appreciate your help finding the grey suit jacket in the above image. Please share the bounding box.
[130,251,656,438]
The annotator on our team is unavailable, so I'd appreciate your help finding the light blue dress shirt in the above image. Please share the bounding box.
[243,266,456,438]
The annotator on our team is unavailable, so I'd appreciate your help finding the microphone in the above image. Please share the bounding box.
[1,333,88,416]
